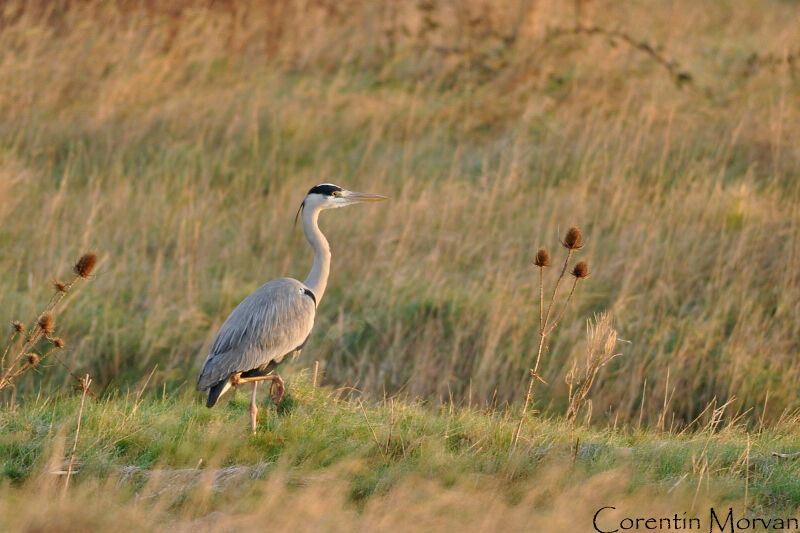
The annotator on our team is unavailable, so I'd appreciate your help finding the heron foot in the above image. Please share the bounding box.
[230,373,285,406]
[269,375,285,405]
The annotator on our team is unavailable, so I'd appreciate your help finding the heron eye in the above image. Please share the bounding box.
[332,191,342,197]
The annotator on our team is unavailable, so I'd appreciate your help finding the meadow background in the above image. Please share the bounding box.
[1,1,799,529]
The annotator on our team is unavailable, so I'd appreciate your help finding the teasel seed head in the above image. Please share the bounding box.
[571,260,589,279]
[74,253,97,278]
[27,353,39,366]
[52,337,64,349]
[12,321,25,333]
[534,248,550,267]
[54,280,67,293]
[562,226,583,250]
[38,312,55,335]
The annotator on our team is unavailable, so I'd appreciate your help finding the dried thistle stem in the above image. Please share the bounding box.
[0,253,97,395]
[1,328,22,374]
[513,229,587,453]
[546,277,580,335]
[52,353,98,401]
[538,266,544,332]
[512,252,572,453]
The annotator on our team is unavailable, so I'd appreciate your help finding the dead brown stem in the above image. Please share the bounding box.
[63,374,91,495]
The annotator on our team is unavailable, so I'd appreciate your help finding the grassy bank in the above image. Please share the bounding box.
[2,377,800,531]
[3,1,800,530]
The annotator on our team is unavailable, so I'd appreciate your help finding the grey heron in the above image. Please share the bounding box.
[196,183,388,432]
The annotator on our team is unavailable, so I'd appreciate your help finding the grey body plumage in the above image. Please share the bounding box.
[196,183,388,432]
[197,278,316,405]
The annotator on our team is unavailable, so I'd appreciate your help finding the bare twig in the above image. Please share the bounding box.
[546,24,700,92]
[52,353,98,401]
[771,451,800,459]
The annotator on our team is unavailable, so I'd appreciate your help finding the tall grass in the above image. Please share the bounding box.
[0,0,798,425]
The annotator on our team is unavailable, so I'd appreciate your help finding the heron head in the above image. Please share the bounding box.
[295,183,388,224]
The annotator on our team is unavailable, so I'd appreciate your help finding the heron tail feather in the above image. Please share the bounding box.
[206,379,230,408]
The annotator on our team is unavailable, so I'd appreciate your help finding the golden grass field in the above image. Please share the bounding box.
[1,0,800,530]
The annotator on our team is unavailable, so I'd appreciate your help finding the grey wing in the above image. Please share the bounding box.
[196,278,316,391]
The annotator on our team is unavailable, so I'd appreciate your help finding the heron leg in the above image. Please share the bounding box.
[249,382,258,434]
[231,374,285,405]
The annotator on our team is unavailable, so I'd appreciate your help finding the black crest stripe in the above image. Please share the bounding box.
[307,184,343,196]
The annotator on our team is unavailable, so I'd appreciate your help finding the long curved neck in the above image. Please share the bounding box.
[302,204,331,303]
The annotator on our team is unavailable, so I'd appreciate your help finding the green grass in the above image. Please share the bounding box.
[3,376,800,530]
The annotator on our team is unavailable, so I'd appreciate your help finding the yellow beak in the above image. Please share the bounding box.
[344,191,389,202]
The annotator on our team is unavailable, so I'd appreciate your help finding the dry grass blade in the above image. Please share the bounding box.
[358,399,387,460]
[385,398,396,456]
[132,365,158,416]
[565,313,622,423]
[64,374,92,495]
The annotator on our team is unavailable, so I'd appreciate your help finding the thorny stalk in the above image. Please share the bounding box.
[1,327,22,374]
[0,253,96,395]
[538,263,544,330]
[511,229,587,453]
[52,353,98,401]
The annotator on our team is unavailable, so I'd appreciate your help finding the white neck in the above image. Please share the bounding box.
[302,203,331,303]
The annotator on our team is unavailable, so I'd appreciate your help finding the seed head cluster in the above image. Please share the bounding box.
[572,261,589,279]
[52,337,65,349]
[38,312,55,335]
[562,227,583,250]
[54,280,67,293]
[12,321,25,333]
[534,248,550,267]
[27,353,39,366]
[74,253,97,278]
